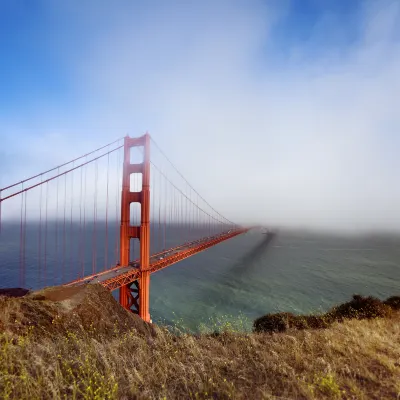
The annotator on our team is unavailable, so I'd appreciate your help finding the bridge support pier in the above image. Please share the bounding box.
[139,271,150,321]
[119,133,151,323]
[119,281,139,313]
[119,273,150,322]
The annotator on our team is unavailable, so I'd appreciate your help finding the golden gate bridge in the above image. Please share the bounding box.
[0,133,248,322]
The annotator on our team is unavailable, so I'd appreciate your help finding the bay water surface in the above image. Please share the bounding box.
[1,224,399,332]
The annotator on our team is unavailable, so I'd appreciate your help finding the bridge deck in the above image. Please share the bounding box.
[66,229,248,291]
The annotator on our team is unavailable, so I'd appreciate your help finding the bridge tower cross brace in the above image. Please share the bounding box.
[119,133,151,322]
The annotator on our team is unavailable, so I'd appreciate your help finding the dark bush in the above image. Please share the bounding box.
[384,296,400,310]
[292,315,333,330]
[328,294,392,321]
[253,312,293,333]
[253,312,332,333]
[254,294,399,333]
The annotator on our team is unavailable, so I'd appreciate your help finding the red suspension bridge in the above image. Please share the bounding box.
[0,133,249,322]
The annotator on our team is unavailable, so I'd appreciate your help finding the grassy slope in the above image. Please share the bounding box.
[0,285,399,399]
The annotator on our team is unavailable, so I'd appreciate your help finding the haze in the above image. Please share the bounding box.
[1,0,399,233]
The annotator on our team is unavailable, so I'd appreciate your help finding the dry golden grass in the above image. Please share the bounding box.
[0,285,399,399]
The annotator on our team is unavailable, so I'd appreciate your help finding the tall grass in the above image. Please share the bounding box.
[1,312,400,399]
[0,286,399,399]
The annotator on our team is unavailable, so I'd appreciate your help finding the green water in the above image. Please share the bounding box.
[150,229,400,331]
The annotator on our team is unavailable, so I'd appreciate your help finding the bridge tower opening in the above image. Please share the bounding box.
[119,133,151,322]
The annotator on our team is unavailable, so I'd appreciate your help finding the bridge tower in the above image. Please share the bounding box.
[119,133,151,322]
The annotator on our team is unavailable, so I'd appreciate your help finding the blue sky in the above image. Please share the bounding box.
[1,0,400,231]
[0,1,367,116]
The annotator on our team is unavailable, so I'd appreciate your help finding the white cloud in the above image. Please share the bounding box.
[1,0,400,232]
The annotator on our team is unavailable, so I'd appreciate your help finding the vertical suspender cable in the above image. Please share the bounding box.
[19,185,23,287]
[22,191,27,288]
[163,170,166,250]
[24,191,27,286]
[38,177,43,285]
[170,181,173,245]
[151,165,155,255]
[188,185,191,240]
[44,182,49,285]
[0,190,2,237]
[55,168,59,258]
[115,143,121,264]
[79,166,83,279]
[92,160,98,274]
[186,184,189,241]
[105,152,110,270]
[62,174,67,283]
[181,189,184,243]
[82,163,87,277]
[69,164,74,274]
[158,169,161,251]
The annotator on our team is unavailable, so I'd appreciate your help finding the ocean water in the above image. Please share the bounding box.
[149,229,400,330]
[1,224,399,332]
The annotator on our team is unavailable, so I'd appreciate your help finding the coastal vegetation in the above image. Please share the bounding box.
[0,285,399,399]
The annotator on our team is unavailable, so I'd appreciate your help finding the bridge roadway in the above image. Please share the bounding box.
[66,228,248,291]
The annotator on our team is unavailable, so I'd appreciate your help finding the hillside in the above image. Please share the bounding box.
[0,284,399,399]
